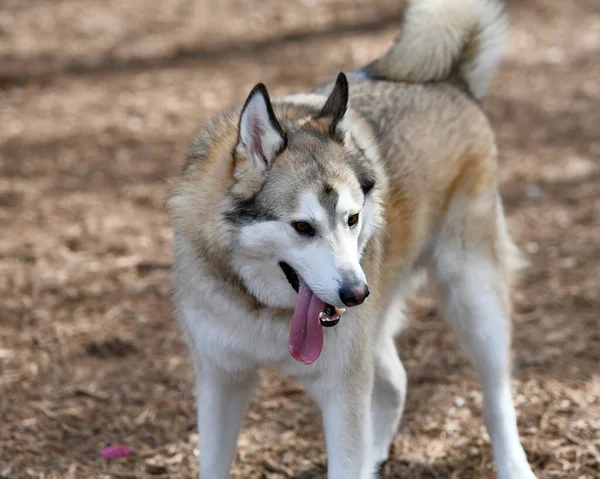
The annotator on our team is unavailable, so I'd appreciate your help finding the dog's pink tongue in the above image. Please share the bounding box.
[288,278,324,365]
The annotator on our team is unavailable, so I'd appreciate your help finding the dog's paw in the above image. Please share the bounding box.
[375,458,393,478]
[370,442,395,476]
[496,461,537,479]
[372,451,390,468]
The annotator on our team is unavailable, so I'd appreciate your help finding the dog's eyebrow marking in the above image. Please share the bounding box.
[336,187,360,217]
[318,183,339,227]
[299,192,326,223]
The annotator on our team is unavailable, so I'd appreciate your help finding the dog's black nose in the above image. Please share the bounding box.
[339,283,370,307]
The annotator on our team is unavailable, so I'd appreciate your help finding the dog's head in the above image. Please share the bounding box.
[227,73,385,314]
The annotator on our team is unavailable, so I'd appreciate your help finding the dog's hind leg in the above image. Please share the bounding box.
[194,361,259,479]
[431,190,536,479]
[371,336,407,467]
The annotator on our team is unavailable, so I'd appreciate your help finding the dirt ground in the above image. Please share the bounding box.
[1,0,599,478]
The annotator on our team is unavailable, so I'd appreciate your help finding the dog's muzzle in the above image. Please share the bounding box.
[279,262,344,327]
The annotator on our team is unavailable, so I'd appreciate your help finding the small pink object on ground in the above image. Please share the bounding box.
[100,445,131,459]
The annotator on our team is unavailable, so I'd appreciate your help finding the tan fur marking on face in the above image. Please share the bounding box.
[231,152,266,200]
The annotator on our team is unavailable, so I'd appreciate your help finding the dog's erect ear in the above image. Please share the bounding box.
[237,83,286,172]
[316,72,349,134]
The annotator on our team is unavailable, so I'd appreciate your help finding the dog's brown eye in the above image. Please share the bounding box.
[348,213,359,227]
[292,221,315,237]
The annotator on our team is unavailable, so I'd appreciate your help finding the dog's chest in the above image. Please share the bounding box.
[179,293,362,378]
[180,293,325,375]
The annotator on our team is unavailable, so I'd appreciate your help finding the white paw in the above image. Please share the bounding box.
[373,445,392,465]
[370,443,394,474]
[496,461,537,479]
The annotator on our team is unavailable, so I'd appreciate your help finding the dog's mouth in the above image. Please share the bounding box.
[279,261,345,366]
[279,262,343,327]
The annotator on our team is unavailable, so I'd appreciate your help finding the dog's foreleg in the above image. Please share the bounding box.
[305,366,376,479]
[194,361,258,479]
[433,249,536,479]
[371,336,407,466]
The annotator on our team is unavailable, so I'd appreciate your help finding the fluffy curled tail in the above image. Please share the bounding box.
[365,0,508,100]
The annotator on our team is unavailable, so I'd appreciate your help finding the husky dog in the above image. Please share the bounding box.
[168,0,537,477]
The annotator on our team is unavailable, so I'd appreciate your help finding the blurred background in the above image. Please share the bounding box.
[0,0,598,477]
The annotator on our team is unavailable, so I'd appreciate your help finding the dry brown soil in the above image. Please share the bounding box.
[1,0,599,478]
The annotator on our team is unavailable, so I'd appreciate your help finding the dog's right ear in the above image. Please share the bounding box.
[236,84,286,173]
[316,72,349,136]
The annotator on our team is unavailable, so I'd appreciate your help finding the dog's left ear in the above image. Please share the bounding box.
[237,83,286,173]
[316,72,349,135]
